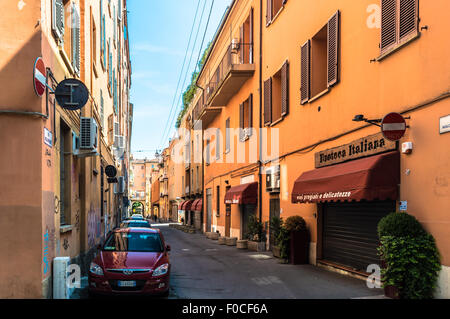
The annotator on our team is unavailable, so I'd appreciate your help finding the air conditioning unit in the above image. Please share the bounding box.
[114,176,125,194]
[266,165,280,193]
[231,38,240,52]
[80,117,98,150]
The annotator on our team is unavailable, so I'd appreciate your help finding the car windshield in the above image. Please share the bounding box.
[103,232,163,252]
[120,221,151,228]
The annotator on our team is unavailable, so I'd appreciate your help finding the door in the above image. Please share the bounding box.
[269,198,280,248]
[241,204,256,240]
[225,186,231,237]
[322,200,396,272]
[206,189,212,232]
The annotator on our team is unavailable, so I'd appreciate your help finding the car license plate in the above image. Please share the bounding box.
[117,280,136,287]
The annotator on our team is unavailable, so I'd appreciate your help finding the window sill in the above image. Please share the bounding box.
[376,32,420,62]
[60,225,73,234]
[266,5,286,27]
[270,116,284,127]
[308,88,330,103]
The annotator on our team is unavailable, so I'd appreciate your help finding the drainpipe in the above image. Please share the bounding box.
[258,0,263,223]
[195,84,205,233]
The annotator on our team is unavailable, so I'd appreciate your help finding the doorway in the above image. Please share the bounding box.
[269,197,280,249]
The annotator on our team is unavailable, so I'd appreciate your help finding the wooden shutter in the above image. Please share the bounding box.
[381,0,397,53]
[249,7,254,64]
[225,118,230,152]
[240,25,244,64]
[72,5,81,73]
[399,0,418,41]
[264,78,272,126]
[108,114,114,146]
[300,40,310,104]
[248,94,253,136]
[327,10,340,87]
[240,103,245,141]
[216,128,220,159]
[266,0,272,25]
[281,61,289,117]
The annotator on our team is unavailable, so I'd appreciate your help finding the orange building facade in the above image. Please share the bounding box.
[0,0,132,298]
[165,0,450,297]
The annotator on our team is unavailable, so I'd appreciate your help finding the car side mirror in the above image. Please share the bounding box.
[166,245,171,252]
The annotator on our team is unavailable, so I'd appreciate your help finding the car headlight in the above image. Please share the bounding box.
[89,262,104,276]
[152,263,169,277]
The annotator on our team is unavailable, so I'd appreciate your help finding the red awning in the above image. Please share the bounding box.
[224,182,258,205]
[180,200,194,210]
[192,199,202,211]
[292,151,400,203]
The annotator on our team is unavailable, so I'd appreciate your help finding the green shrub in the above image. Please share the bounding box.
[277,226,290,260]
[246,215,267,242]
[378,212,426,238]
[284,215,307,232]
[377,213,441,299]
[270,216,283,246]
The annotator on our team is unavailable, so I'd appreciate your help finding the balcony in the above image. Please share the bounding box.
[195,43,254,128]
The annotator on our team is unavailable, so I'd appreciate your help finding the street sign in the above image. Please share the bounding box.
[33,57,46,97]
[55,78,89,111]
[381,112,406,141]
[105,165,117,177]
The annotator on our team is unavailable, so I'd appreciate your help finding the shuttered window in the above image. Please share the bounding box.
[300,40,310,104]
[281,61,289,117]
[52,0,65,41]
[301,10,340,104]
[266,0,272,25]
[248,94,253,136]
[267,0,287,25]
[239,103,245,141]
[216,128,220,160]
[264,78,272,126]
[225,118,230,153]
[380,0,418,55]
[327,11,339,87]
[71,5,81,74]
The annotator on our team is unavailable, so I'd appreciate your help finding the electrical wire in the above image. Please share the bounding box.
[158,0,203,150]
[159,0,210,149]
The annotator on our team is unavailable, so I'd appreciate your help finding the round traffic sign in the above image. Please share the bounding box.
[33,57,46,97]
[381,112,406,141]
[105,165,117,178]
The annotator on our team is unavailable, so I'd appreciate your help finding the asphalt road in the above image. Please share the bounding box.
[159,224,384,299]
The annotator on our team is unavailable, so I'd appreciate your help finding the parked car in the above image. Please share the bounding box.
[130,214,144,220]
[88,228,171,297]
[120,219,152,228]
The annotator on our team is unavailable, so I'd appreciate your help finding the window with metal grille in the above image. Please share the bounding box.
[71,4,80,74]
[380,0,419,56]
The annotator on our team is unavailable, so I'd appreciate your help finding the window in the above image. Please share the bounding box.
[380,0,419,57]
[240,94,253,141]
[225,118,230,152]
[71,4,80,74]
[100,90,104,130]
[216,186,220,217]
[266,0,287,25]
[60,120,72,226]
[205,139,210,165]
[239,9,254,64]
[264,61,289,126]
[301,11,340,104]
[215,128,221,160]
[100,0,106,70]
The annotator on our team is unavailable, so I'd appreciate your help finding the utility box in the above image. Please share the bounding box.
[53,257,71,299]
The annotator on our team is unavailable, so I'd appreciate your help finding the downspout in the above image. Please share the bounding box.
[258,0,263,223]
[195,84,205,233]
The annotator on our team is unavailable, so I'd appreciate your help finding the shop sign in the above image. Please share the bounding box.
[315,132,396,168]
[440,115,450,134]
[399,201,407,212]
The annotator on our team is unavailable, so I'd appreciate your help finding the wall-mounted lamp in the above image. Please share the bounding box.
[352,114,382,127]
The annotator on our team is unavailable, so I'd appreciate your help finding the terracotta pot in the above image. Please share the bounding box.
[248,241,266,252]
[272,246,281,258]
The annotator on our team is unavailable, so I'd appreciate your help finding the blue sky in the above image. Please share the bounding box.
[128,0,232,160]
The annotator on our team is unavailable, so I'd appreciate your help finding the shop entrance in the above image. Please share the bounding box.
[269,198,280,249]
[321,199,396,272]
[225,185,231,237]
[241,204,256,240]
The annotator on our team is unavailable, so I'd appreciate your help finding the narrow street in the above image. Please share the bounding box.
[158,225,383,299]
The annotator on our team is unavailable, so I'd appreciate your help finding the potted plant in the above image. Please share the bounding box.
[246,215,267,252]
[270,216,283,258]
[284,216,309,265]
[377,212,441,299]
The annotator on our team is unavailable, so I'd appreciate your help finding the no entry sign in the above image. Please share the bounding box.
[381,112,406,141]
[33,57,46,97]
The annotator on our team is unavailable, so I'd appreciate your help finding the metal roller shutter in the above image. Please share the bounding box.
[323,200,396,272]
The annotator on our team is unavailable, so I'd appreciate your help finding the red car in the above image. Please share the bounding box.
[88,228,171,297]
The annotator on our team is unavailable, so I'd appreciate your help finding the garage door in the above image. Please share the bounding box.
[322,200,396,272]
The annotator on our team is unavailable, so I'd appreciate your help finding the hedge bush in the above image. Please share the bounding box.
[284,216,307,232]
[377,213,441,299]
